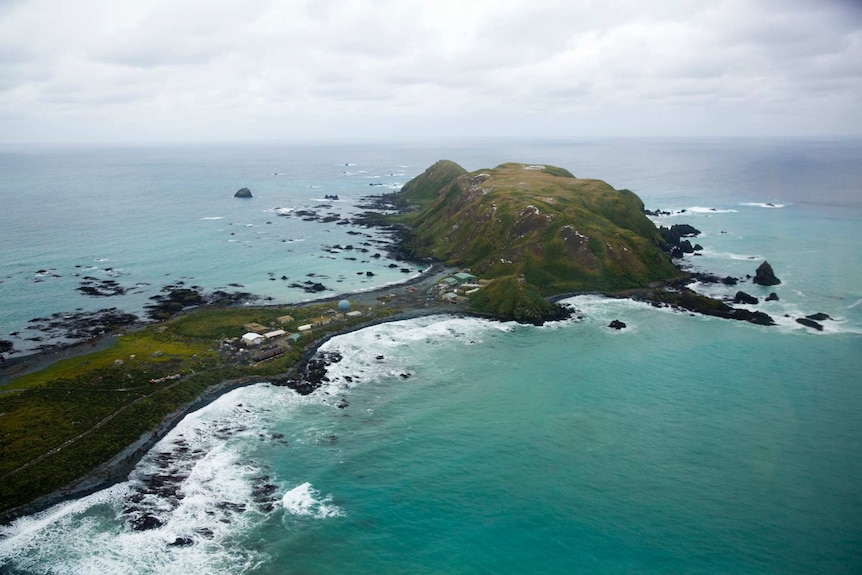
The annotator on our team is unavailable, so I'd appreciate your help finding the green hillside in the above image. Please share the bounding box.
[397,161,682,307]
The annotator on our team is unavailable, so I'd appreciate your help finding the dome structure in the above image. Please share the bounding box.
[337,300,350,312]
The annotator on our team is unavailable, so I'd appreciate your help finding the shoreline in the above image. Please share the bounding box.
[0,262,470,524]
[0,259,779,524]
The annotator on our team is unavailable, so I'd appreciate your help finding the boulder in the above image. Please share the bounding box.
[806,312,832,321]
[796,317,823,331]
[766,292,779,301]
[234,187,253,198]
[753,261,781,286]
[608,319,627,330]
[733,291,759,305]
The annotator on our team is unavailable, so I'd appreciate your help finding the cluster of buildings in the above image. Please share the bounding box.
[434,271,486,303]
[221,305,364,364]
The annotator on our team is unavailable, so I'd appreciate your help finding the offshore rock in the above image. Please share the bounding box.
[608,319,627,330]
[753,261,781,286]
[234,187,253,198]
[733,291,759,305]
[766,292,779,301]
[796,317,824,331]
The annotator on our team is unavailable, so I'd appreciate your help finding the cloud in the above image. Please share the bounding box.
[0,0,860,143]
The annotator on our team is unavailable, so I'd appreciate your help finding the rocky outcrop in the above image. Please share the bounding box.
[608,320,627,330]
[766,292,779,301]
[659,224,701,258]
[796,318,823,331]
[234,187,252,198]
[629,287,775,326]
[753,261,780,286]
[659,224,701,246]
[733,291,759,305]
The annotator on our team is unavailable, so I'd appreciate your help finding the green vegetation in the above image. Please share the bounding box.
[393,160,684,316]
[0,299,398,518]
[469,275,563,323]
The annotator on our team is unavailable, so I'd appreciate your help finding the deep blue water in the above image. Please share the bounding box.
[1,139,860,574]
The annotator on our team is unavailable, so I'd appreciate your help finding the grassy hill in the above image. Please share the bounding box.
[392,161,683,319]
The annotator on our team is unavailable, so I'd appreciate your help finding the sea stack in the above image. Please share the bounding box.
[234,187,253,198]
[753,261,781,286]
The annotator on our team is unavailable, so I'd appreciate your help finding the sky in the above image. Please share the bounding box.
[1,0,860,144]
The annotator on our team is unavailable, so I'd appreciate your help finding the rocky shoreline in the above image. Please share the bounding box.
[0,262,466,524]
[0,194,826,525]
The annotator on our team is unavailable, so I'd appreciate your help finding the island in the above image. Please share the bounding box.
[362,160,683,322]
[0,160,777,522]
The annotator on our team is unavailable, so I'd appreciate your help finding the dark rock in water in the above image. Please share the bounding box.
[285,351,344,395]
[806,312,832,321]
[324,194,340,200]
[130,514,163,531]
[644,208,672,217]
[753,261,781,286]
[234,187,252,198]
[659,223,701,246]
[796,317,823,331]
[722,276,739,286]
[766,292,779,301]
[679,239,695,253]
[168,537,194,547]
[608,319,627,330]
[733,291,759,305]
[732,309,775,326]
[693,244,703,251]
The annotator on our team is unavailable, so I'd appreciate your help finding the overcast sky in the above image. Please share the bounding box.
[1,0,860,144]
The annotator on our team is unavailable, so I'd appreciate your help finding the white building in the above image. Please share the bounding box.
[242,332,265,346]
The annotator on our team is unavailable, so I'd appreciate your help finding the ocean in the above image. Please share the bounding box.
[1,138,861,574]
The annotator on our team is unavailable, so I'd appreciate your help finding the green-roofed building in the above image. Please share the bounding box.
[453,272,477,282]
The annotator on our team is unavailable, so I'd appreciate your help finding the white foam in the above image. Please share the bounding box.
[282,482,344,519]
[696,248,761,261]
[314,315,514,393]
[686,206,738,214]
[739,202,787,208]
[200,216,224,220]
[651,207,738,217]
[0,384,302,574]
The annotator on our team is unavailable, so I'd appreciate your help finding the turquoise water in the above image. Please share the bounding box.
[1,139,861,573]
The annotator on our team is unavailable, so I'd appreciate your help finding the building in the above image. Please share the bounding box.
[243,322,269,334]
[453,271,477,282]
[242,332,265,346]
